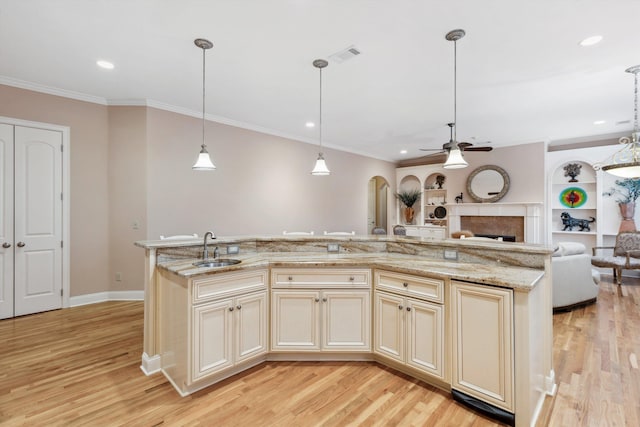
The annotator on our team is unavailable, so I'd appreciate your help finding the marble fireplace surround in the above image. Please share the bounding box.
[447,202,544,244]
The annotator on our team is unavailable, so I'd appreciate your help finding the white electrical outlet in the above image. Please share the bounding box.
[443,249,458,260]
[132,220,140,230]
[115,272,122,282]
[227,245,239,254]
[327,243,340,253]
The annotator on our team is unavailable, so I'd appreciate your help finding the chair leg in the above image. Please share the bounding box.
[615,267,622,285]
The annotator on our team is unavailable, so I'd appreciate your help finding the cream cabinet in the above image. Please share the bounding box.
[271,268,371,352]
[159,268,268,396]
[373,270,445,380]
[450,280,514,413]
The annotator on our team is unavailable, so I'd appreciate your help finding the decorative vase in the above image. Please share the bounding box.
[404,207,415,224]
[619,202,636,232]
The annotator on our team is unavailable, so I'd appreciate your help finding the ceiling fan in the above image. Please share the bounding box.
[419,122,493,156]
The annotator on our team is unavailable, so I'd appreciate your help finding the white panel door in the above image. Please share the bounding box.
[271,290,321,350]
[235,291,268,363]
[192,299,234,381]
[407,298,444,379]
[373,291,404,362]
[322,290,370,351]
[13,126,63,316]
[0,124,14,319]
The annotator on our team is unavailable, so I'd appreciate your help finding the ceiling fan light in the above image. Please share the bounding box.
[443,147,468,169]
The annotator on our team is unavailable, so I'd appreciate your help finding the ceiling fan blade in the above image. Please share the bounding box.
[419,148,445,152]
[462,146,493,152]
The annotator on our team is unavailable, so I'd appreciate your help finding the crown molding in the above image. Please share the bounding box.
[0,76,108,105]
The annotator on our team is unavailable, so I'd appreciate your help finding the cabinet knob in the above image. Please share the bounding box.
[406,307,411,312]
[322,297,327,303]
[398,305,403,310]
[2,243,10,248]
[349,276,355,281]
[236,305,242,310]
[229,307,234,312]
[403,282,408,287]
[288,276,293,281]
[315,298,320,302]
[17,242,25,248]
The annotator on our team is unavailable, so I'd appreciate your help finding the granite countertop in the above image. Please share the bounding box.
[157,251,545,291]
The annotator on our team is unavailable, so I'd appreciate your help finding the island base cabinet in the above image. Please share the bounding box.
[192,291,268,382]
[374,291,444,379]
[451,281,514,414]
[271,289,370,352]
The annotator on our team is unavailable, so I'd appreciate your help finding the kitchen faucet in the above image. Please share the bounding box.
[202,231,216,259]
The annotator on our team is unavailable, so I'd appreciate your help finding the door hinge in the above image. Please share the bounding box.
[60,289,63,297]
[60,192,63,201]
[61,241,63,248]
[61,144,63,153]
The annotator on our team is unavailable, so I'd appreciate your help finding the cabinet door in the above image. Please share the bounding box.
[451,281,514,412]
[322,290,370,351]
[192,299,234,381]
[235,291,268,363]
[406,298,444,379]
[373,291,404,362]
[271,290,321,351]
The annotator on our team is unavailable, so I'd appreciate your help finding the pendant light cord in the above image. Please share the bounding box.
[634,70,638,134]
[319,66,323,153]
[201,45,206,149]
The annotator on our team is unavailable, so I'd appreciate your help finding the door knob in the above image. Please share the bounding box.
[17,242,25,247]
[2,243,10,248]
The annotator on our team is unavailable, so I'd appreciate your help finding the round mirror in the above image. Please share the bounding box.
[466,165,510,203]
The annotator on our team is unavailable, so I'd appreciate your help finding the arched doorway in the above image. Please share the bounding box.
[367,176,390,234]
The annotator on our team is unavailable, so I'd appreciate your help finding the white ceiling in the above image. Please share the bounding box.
[1,0,639,162]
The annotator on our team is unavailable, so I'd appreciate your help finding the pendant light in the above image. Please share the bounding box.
[443,29,469,170]
[311,59,330,175]
[192,38,216,171]
[599,65,640,178]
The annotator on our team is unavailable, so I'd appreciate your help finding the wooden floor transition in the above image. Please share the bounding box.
[0,275,638,426]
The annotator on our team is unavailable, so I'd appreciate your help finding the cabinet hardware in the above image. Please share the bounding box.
[403,282,409,287]
[398,305,403,310]
[229,307,234,311]
[349,276,355,281]
[288,276,293,281]
[315,298,320,302]
[322,297,327,302]
[406,307,411,311]
[2,243,10,248]
[236,305,242,310]
[17,242,25,247]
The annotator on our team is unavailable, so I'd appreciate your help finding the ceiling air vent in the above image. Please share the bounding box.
[329,45,361,64]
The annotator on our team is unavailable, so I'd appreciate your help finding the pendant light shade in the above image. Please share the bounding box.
[192,38,216,171]
[443,29,469,170]
[311,59,330,175]
[599,65,640,178]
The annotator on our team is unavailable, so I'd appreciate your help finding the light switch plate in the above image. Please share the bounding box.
[327,243,340,253]
[443,249,458,260]
[227,245,239,254]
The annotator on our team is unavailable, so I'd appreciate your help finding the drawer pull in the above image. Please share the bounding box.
[236,305,242,310]
[398,305,403,310]
[288,276,293,281]
[403,282,409,287]
[322,297,327,302]
[349,276,355,281]
[315,298,320,302]
[406,307,411,312]
[229,307,234,312]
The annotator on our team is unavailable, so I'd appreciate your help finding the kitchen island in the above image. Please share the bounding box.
[136,235,555,427]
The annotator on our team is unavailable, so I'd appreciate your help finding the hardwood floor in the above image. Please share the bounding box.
[0,275,638,426]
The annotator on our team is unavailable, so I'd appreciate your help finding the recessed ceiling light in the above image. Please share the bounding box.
[400,149,407,154]
[305,122,315,128]
[579,35,603,47]
[593,120,606,125]
[96,60,114,70]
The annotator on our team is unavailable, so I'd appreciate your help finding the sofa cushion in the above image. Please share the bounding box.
[554,242,586,257]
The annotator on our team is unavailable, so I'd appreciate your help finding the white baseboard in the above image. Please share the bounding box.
[69,291,144,307]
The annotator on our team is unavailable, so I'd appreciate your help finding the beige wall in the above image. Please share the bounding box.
[0,85,110,297]
[0,85,397,296]
[146,107,397,237]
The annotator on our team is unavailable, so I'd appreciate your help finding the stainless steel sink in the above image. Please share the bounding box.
[193,259,241,268]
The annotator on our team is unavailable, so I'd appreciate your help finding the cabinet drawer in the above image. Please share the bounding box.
[271,268,370,288]
[374,270,444,303]
[192,269,268,304]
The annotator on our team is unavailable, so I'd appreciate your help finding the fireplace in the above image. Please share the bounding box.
[447,202,543,244]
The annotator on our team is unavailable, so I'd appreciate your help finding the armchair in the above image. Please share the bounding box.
[591,231,640,285]
[553,242,600,311]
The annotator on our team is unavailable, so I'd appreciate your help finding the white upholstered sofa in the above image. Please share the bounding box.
[552,242,600,311]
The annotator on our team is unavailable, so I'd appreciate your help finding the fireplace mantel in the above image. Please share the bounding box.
[447,202,544,244]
